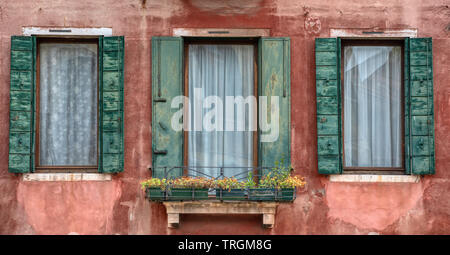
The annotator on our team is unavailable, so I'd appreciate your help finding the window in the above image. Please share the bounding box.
[342,40,403,171]
[185,40,257,178]
[8,35,124,174]
[151,37,291,179]
[36,38,98,170]
[315,37,435,175]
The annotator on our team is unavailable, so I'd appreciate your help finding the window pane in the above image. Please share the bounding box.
[188,44,255,178]
[39,43,98,166]
[343,46,402,168]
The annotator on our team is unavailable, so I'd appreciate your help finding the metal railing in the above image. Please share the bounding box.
[151,166,275,180]
[146,166,296,202]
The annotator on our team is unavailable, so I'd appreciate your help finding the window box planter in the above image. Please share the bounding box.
[216,189,247,201]
[278,188,296,201]
[248,188,296,202]
[166,188,209,201]
[146,187,166,201]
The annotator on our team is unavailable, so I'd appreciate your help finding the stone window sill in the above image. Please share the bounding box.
[162,201,279,228]
[329,174,420,183]
[22,173,112,182]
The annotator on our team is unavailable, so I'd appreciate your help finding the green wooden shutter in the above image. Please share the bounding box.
[151,37,184,178]
[99,36,124,173]
[315,38,342,174]
[8,36,36,173]
[258,38,291,174]
[407,37,435,175]
[9,36,36,173]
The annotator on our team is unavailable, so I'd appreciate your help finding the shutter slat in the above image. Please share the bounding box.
[151,37,184,178]
[409,37,434,175]
[99,36,124,173]
[258,37,291,174]
[8,36,35,173]
[315,38,342,174]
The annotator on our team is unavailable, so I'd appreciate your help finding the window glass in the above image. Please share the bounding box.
[343,46,402,168]
[39,43,98,166]
[188,44,255,178]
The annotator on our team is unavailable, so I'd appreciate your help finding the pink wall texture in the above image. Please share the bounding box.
[0,0,449,234]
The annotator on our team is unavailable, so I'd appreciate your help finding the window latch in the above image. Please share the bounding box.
[154,98,167,103]
[153,150,168,155]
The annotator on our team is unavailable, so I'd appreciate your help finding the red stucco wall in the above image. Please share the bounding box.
[0,0,449,234]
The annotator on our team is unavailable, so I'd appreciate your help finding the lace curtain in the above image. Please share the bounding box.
[39,43,98,166]
[343,46,402,168]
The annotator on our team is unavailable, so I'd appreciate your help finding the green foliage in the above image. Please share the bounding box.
[244,172,257,189]
[140,178,169,191]
[141,158,306,192]
[214,177,245,191]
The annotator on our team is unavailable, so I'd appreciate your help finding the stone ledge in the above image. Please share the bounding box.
[329,174,420,183]
[22,27,113,36]
[22,173,112,182]
[329,28,417,38]
[173,28,270,37]
[162,201,279,228]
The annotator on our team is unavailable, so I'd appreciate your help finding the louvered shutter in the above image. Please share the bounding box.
[99,36,125,173]
[8,36,36,173]
[315,38,342,174]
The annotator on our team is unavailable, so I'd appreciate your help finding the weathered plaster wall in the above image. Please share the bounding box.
[0,0,449,234]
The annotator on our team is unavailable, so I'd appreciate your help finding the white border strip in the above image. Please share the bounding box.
[173,28,270,37]
[23,173,112,182]
[330,28,417,38]
[22,27,112,36]
[329,174,420,183]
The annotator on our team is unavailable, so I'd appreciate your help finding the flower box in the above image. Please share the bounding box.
[166,188,209,201]
[216,189,247,201]
[248,188,277,201]
[278,188,296,201]
[146,187,165,201]
[248,188,296,201]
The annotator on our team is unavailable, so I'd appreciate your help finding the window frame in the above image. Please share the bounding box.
[340,39,405,173]
[182,38,259,177]
[35,37,100,172]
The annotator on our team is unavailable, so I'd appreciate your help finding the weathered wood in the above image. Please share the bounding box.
[151,37,184,178]
[316,80,338,97]
[408,38,434,175]
[258,37,291,171]
[99,36,124,173]
[317,136,339,155]
[10,71,32,90]
[317,115,338,135]
[9,133,31,154]
[315,38,341,174]
[8,36,35,173]
[11,51,32,70]
[317,155,340,174]
[317,97,338,115]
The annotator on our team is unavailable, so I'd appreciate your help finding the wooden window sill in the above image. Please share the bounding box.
[22,173,112,182]
[162,201,279,228]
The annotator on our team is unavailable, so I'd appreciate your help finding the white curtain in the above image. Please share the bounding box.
[344,46,402,168]
[188,44,255,178]
[39,43,98,166]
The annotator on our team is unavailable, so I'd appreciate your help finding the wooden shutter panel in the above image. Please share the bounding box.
[258,38,291,174]
[99,36,124,173]
[9,36,36,173]
[315,38,342,174]
[408,37,435,175]
[151,37,184,178]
